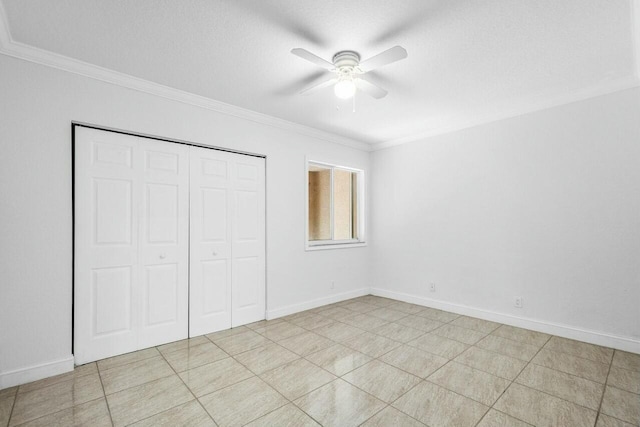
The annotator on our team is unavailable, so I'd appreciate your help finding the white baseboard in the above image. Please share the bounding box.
[267,288,370,320]
[0,355,74,389]
[371,288,640,354]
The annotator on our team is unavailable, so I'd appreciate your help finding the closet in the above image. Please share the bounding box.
[73,126,265,364]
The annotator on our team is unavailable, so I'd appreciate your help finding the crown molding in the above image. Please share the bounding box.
[372,75,640,151]
[2,2,639,154]
[0,7,371,153]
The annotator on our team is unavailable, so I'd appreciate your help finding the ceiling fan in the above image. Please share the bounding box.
[291,46,408,100]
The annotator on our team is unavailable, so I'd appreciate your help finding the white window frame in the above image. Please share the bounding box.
[305,159,366,251]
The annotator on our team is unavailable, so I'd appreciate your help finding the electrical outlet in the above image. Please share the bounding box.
[429,283,436,292]
[331,281,335,290]
[514,297,523,308]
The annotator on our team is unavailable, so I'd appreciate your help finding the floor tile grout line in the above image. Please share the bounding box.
[524,357,611,388]
[6,397,109,427]
[593,349,615,426]
[450,346,526,381]
[605,362,640,376]
[341,350,416,381]
[485,327,550,347]
[458,347,610,391]
[95,360,116,427]
[204,329,246,347]
[97,349,161,373]
[158,336,222,359]
[283,321,372,378]
[238,396,290,427]
[284,364,402,426]
[360,338,454,426]
[257,359,337,398]
[377,346,449,377]
[423,377,499,410]
[224,347,301,427]
[593,406,640,427]
[429,327,489,347]
[479,408,532,427]
[604,383,640,396]
[6,386,18,427]
[299,376,392,420]
[484,335,636,421]
[347,326,468,426]
[508,381,604,416]
[301,343,371,377]
[495,334,622,423]
[202,342,292,422]
[101,362,190,424]
[475,331,616,375]
[212,326,286,357]
[471,334,553,427]
[353,403,391,426]
[244,312,423,424]
[278,339,336,359]
[402,337,468,360]
[0,387,18,397]
[526,352,610,385]
[542,337,616,365]
[537,344,614,368]
[385,377,475,425]
[146,346,218,427]
[12,363,99,396]
[240,402,323,427]
[441,323,501,336]
[6,369,104,426]
[193,371,268,402]
[99,366,176,397]
[465,338,542,363]
[414,360,531,413]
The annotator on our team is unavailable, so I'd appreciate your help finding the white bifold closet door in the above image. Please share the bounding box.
[75,127,266,364]
[74,127,190,364]
[189,146,266,335]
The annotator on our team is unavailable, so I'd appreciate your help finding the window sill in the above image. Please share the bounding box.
[305,242,367,251]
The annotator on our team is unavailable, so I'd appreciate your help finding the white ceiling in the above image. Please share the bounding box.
[1,0,639,148]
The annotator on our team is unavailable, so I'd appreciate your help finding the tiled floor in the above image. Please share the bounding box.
[1,295,639,427]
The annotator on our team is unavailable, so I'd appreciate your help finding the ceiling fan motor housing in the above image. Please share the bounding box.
[332,51,361,77]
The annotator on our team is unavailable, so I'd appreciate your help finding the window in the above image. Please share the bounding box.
[306,161,365,249]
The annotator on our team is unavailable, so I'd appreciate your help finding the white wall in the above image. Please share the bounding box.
[0,54,371,387]
[371,87,640,352]
[2,50,639,389]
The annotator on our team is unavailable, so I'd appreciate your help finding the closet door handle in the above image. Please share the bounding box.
[212,251,217,257]
[159,253,166,259]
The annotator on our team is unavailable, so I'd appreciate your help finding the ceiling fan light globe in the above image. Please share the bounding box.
[334,79,356,99]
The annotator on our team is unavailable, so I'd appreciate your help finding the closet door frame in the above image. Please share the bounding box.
[72,122,267,363]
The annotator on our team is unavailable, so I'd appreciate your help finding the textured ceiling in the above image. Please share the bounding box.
[2,0,639,146]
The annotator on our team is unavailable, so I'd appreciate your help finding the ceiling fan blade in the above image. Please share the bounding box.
[359,45,408,72]
[300,77,339,95]
[355,78,388,99]
[291,48,335,70]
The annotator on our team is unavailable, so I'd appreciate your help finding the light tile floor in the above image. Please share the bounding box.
[1,295,639,426]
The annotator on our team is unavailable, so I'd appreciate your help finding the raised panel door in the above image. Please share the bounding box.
[189,147,233,336]
[74,127,140,364]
